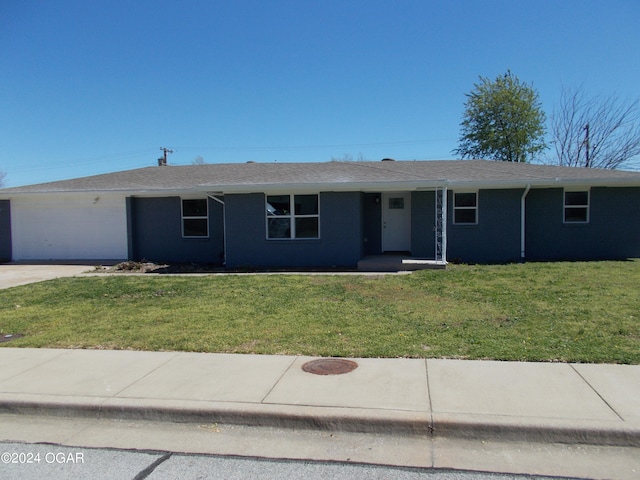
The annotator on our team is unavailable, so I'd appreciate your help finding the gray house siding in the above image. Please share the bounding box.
[129,196,224,264]
[225,191,362,268]
[125,197,134,261]
[526,187,640,261]
[411,191,436,258]
[362,193,382,255]
[447,189,523,264]
[0,199,11,262]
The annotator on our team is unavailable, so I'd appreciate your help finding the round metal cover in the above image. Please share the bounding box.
[302,358,358,375]
[0,333,24,344]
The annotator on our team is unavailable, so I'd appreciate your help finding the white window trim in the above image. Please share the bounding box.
[563,188,590,224]
[453,191,478,225]
[265,194,320,240]
[181,198,209,238]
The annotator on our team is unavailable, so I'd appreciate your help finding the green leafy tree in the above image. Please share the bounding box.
[454,71,547,162]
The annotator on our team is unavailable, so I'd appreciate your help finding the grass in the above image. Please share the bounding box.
[0,261,638,363]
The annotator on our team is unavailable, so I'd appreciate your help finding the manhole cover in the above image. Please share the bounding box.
[302,358,358,375]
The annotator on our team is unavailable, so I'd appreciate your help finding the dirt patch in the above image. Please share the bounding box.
[0,333,24,343]
[93,262,356,274]
[94,261,223,274]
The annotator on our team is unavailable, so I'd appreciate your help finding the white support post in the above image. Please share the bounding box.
[441,186,447,264]
[434,186,448,264]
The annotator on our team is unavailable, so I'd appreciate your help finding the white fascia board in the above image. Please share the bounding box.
[445,177,640,190]
[542,177,640,188]
[198,178,640,194]
[3,177,637,199]
[0,187,208,198]
[198,181,449,194]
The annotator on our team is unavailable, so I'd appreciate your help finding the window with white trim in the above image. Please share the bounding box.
[564,190,589,223]
[182,198,209,237]
[453,192,478,224]
[266,194,319,239]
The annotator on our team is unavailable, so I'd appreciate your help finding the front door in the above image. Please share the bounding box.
[382,192,411,252]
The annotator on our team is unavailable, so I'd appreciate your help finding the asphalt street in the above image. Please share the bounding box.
[0,442,568,480]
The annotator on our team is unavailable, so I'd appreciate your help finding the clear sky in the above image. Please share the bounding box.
[1,0,639,187]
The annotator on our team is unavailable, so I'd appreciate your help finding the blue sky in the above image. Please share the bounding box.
[1,0,639,187]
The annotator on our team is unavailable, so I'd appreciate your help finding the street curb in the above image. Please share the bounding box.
[432,413,640,447]
[1,397,639,447]
[0,396,431,435]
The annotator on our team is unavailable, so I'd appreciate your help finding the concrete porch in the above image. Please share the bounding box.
[357,254,447,272]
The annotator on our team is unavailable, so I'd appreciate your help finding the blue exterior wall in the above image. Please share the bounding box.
[361,191,437,258]
[525,187,640,261]
[362,193,382,255]
[123,186,640,267]
[0,199,11,262]
[411,191,436,258]
[130,196,224,264]
[447,189,523,264]
[225,192,362,268]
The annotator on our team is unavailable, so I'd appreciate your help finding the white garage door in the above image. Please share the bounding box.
[11,193,128,261]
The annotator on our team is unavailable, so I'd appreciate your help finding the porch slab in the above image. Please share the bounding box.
[357,255,446,272]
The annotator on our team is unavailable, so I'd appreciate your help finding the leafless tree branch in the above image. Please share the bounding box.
[550,86,640,169]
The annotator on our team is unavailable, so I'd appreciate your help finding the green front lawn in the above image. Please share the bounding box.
[1,261,638,363]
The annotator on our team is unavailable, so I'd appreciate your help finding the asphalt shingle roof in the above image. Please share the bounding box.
[2,160,640,195]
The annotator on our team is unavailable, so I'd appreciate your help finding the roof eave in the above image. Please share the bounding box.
[445,177,640,189]
[0,187,210,197]
[200,180,452,194]
[1,175,638,198]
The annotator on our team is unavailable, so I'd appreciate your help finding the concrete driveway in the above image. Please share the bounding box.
[0,264,94,290]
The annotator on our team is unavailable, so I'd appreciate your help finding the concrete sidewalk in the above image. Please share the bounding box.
[0,348,638,447]
[0,264,94,289]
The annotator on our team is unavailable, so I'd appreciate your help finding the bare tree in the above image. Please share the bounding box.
[550,86,640,169]
[0,170,6,188]
[330,153,367,162]
[192,155,207,165]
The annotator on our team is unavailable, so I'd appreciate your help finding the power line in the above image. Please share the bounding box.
[158,147,174,166]
[5,149,158,174]
[173,138,458,154]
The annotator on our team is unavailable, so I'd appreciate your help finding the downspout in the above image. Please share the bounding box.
[520,185,531,261]
[207,194,226,266]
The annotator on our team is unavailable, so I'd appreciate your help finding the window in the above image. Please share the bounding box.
[564,190,589,223]
[266,194,319,239]
[182,198,208,237]
[453,192,478,224]
[388,197,405,209]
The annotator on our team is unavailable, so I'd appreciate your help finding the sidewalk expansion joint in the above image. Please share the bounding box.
[569,363,625,421]
[424,359,436,468]
[111,352,182,398]
[260,356,298,404]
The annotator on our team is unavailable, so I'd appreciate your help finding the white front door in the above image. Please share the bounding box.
[382,192,411,252]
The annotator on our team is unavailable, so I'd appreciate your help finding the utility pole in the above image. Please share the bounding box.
[583,124,590,167]
[158,147,174,166]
